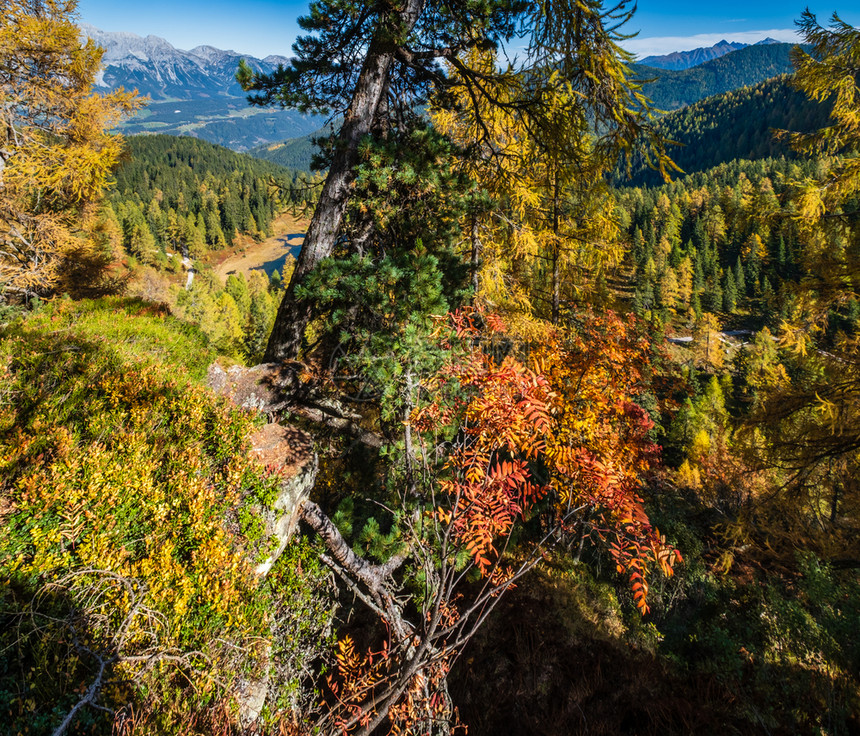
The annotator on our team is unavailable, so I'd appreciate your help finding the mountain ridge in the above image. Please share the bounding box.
[81,24,284,100]
[81,25,322,152]
[633,42,798,111]
[252,43,804,172]
[639,36,783,71]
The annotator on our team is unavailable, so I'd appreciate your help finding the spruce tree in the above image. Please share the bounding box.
[723,268,738,313]
[693,254,705,292]
[705,275,723,313]
[734,256,746,296]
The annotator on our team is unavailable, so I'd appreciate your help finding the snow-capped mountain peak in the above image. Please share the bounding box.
[80,25,279,100]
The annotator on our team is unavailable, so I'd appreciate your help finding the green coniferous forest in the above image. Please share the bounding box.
[2,2,860,736]
[632,41,801,111]
[110,134,306,257]
[250,134,319,172]
[108,135,316,363]
[624,77,834,184]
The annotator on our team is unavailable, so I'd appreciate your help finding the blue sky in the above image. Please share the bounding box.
[76,0,860,59]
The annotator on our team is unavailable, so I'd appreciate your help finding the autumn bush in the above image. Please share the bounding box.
[0,297,331,735]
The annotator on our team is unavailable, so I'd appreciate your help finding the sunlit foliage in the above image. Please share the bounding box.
[0,0,141,299]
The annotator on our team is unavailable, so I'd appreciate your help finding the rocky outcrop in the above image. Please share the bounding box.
[248,424,318,576]
[208,360,387,726]
[81,24,286,100]
[208,362,321,726]
[208,360,383,448]
[208,362,316,577]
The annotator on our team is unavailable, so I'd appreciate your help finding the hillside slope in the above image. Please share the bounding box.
[0,297,329,735]
[250,134,319,172]
[622,75,832,186]
[110,134,302,260]
[635,43,798,111]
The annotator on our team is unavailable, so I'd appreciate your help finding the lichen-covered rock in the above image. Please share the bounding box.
[235,670,271,728]
[208,362,323,726]
[208,362,318,576]
[252,451,318,576]
[206,360,302,415]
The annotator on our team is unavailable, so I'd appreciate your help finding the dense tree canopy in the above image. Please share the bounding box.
[7,3,860,735]
[239,0,670,361]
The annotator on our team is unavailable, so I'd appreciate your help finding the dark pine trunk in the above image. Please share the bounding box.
[264,0,425,363]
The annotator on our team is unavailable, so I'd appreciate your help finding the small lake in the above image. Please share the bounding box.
[251,234,305,278]
[217,232,306,282]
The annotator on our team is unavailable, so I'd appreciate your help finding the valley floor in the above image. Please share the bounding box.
[210,212,309,282]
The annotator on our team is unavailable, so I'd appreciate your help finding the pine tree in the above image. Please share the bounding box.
[691,290,703,318]
[239,0,672,361]
[225,272,251,316]
[122,204,157,263]
[693,255,706,292]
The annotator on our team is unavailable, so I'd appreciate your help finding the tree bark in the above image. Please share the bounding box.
[264,0,425,363]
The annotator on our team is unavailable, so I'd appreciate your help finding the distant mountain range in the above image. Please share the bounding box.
[638,37,783,71]
[82,24,289,100]
[82,26,322,151]
[84,26,801,159]
[635,42,798,111]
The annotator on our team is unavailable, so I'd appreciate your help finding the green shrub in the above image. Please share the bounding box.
[0,298,329,734]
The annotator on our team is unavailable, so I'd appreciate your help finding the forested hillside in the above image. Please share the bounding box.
[634,42,799,111]
[104,134,306,363]
[110,134,302,261]
[250,134,318,172]
[620,157,822,326]
[624,76,833,185]
[3,3,860,736]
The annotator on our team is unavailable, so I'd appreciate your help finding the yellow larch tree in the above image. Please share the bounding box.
[0,0,141,300]
[433,50,653,336]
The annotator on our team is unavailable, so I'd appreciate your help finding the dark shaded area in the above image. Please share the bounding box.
[450,554,860,736]
[449,571,744,736]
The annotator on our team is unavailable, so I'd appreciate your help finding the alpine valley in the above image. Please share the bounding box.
[5,5,860,736]
[82,25,324,150]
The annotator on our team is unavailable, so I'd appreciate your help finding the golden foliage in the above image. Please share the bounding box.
[0,0,142,298]
[432,52,624,330]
